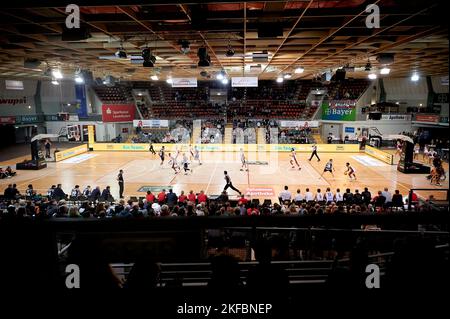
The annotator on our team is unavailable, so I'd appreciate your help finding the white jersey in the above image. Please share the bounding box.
[325,191,334,202]
[182,154,189,165]
[240,151,246,163]
[325,161,333,171]
[294,193,304,202]
[316,192,324,201]
[194,147,200,160]
[335,192,343,202]
[304,192,314,201]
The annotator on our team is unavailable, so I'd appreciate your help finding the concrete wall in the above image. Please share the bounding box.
[383,77,428,107]
[0,79,37,116]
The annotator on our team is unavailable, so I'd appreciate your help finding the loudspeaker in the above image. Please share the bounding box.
[257,24,283,38]
[368,112,382,120]
[62,26,91,41]
[377,53,395,65]
[335,69,346,81]
[24,59,41,69]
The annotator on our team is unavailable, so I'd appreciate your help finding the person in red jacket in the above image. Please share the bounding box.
[145,191,155,203]
[178,190,188,205]
[197,190,208,203]
[238,194,248,206]
[157,189,166,204]
[188,190,196,203]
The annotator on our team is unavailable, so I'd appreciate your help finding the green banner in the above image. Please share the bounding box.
[322,100,356,121]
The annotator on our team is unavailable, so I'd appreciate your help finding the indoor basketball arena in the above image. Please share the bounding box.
[0,0,448,308]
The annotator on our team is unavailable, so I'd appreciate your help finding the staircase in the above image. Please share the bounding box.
[257,127,266,144]
[192,120,202,144]
[224,123,233,144]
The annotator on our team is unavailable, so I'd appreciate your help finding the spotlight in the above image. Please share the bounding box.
[368,73,377,80]
[294,67,304,74]
[198,47,211,67]
[283,73,292,79]
[52,69,63,79]
[276,76,284,83]
[115,46,127,59]
[142,48,156,67]
[178,40,190,54]
[411,73,419,82]
[216,71,225,80]
[150,75,158,81]
[225,42,235,57]
[75,75,84,84]
[380,68,391,75]
[221,78,229,85]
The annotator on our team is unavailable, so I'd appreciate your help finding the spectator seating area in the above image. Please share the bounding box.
[93,85,134,103]
[93,79,370,121]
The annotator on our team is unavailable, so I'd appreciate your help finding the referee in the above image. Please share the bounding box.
[117,169,124,199]
[309,144,320,162]
[223,171,241,195]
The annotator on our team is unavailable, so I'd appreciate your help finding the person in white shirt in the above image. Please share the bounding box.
[239,148,248,172]
[325,187,334,203]
[279,185,292,203]
[335,188,343,202]
[289,148,301,170]
[315,189,324,202]
[195,204,205,216]
[304,188,314,202]
[381,187,392,203]
[294,189,304,202]
[151,202,161,216]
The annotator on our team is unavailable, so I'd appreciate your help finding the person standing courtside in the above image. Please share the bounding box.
[309,144,320,162]
[117,169,124,199]
[45,139,52,159]
[223,171,241,195]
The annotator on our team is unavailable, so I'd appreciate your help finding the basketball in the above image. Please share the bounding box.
[344,171,348,175]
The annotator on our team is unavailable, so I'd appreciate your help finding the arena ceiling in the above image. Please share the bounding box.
[0,0,447,81]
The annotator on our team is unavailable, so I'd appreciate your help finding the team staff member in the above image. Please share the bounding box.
[117,169,124,199]
[149,142,156,155]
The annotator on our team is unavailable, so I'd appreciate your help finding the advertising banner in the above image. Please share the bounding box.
[231,77,258,87]
[133,119,169,128]
[414,114,439,123]
[101,104,135,122]
[55,144,88,162]
[171,77,198,88]
[322,100,356,121]
[280,120,319,128]
[365,146,394,165]
[0,116,16,124]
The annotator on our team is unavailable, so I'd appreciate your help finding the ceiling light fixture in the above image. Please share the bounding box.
[283,73,292,79]
[368,73,377,80]
[51,79,59,85]
[166,78,173,84]
[276,76,284,83]
[294,67,304,74]
[74,75,84,84]
[221,78,229,85]
[150,75,158,81]
[380,67,391,75]
[52,69,63,79]
[411,73,419,82]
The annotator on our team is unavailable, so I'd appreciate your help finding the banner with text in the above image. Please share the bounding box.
[280,120,319,128]
[171,78,198,88]
[133,119,169,128]
[231,77,258,87]
[322,100,356,121]
[102,104,135,122]
[366,114,412,121]
[0,116,16,124]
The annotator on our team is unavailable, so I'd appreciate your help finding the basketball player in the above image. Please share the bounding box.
[223,171,241,195]
[168,152,180,174]
[395,140,403,157]
[309,144,320,162]
[189,144,195,160]
[149,142,156,155]
[181,153,193,175]
[345,162,357,180]
[174,146,181,162]
[320,159,335,178]
[239,148,248,172]
[194,145,202,165]
[289,148,301,170]
[413,143,420,160]
[159,146,165,166]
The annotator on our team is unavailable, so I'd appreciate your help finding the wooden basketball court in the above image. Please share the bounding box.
[1,149,448,202]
